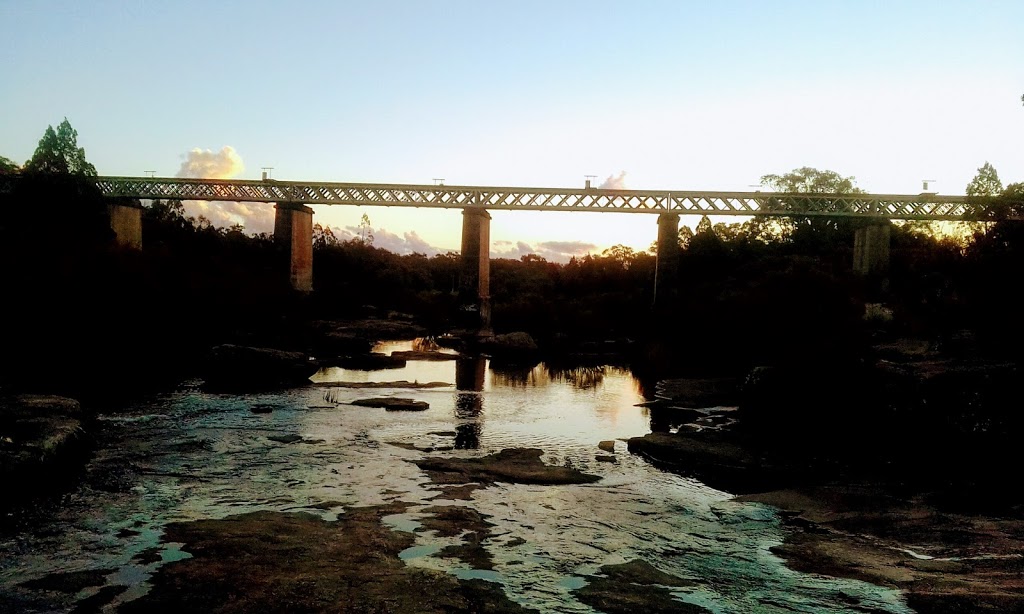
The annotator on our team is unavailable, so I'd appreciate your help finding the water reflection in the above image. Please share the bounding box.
[454,357,485,449]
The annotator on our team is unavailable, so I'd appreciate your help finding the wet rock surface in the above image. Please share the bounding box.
[0,394,88,503]
[352,397,430,411]
[415,448,601,486]
[318,380,452,389]
[629,356,1024,614]
[118,506,536,614]
[739,487,1024,614]
[391,350,460,361]
[573,560,707,614]
[202,344,318,390]
[333,352,407,370]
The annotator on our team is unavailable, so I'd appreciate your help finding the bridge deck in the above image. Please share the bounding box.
[2,175,1015,221]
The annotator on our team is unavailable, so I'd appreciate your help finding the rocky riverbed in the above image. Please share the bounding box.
[4,340,1010,613]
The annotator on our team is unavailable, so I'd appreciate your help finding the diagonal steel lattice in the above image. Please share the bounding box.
[3,175,1022,221]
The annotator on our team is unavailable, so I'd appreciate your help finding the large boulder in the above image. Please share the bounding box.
[203,344,319,390]
[481,332,539,365]
[0,395,87,498]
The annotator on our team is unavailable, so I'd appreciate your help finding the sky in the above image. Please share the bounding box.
[2,1,1022,259]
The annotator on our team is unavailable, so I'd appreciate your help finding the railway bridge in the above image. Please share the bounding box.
[12,175,1005,331]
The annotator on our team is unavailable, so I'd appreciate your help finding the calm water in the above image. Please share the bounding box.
[0,341,913,613]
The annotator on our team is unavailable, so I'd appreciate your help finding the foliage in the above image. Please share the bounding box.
[23,118,97,176]
[965,162,1003,198]
[0,155,18,173]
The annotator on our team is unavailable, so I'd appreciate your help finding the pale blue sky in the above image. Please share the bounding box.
[2,1,1021,257]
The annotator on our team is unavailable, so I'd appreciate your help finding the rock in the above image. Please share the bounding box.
[118,507,538,614]
[0,394,87,502]
[268,434,304,444]
[596,455,617,463]
[598,440,616,453]
[572,560,705,614]
[203,344,318,391]
[390,351,459,361]
[481,332,539,363]
[334,353,407,370]
[318,380,452,389]
[415,448,600,486]
[351,397,429,411]
[488,332,537,351]
[654,377,740,408]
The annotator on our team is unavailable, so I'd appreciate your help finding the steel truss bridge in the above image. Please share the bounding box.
[3,175,1016,221]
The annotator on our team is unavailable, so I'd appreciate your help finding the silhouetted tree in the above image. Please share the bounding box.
[23,118,97,176]
[966,162,1003,198]
[0,155,18,173]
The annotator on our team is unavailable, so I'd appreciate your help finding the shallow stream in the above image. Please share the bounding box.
[0,341,913,613]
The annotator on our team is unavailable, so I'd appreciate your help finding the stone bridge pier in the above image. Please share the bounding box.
[460,207,491,335]
[107,199,143,249]
[654,213,680,309]
[274,202,314,292]
[853,221,891,277]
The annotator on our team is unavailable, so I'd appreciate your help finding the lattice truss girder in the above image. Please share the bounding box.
[1,176,1016,221]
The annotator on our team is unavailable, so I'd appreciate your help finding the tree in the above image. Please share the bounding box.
[313,223,339,250]
[758,167,864,247]
[0,156,18,174]
[602,244,636,269]
[23,118,97,176]
[760,167,860,195]
[677,224,694,249]
[965,162,1003,198]
[358,213,374,245]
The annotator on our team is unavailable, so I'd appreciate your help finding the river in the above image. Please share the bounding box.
[0,341,913,613]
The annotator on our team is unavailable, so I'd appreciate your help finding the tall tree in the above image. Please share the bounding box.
[0,156,18,173]
[757,166,864,247]
[23,118,97,176]
[965,162,1003,197]
[760,167,860,195]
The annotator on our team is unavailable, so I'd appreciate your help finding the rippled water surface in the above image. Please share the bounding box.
[1,341,913,613]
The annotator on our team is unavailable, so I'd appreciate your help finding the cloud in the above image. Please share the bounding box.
[536,240,597,256]
[176,146,244,179]
[491,240,536,259]
[173,146,275,233]
[490,240,597,263]
[343,225,444,256]
[599,171,628,190]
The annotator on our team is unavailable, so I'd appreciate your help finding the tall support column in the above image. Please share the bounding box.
[274,202,314,292]
[460,207,491,335]
[107,199,143,249]
[853,222,891,277]
[654,213,680,309]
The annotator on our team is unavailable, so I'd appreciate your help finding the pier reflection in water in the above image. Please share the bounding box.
[454,356,485,449]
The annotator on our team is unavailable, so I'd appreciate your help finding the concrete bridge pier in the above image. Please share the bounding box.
[274,202,314,292]
[107,199,143,249]
[853,221,891,277]
[654,212,680,308]
[460,208,491,335]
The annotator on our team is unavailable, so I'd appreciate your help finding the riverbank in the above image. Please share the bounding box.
[627,345,1024,613]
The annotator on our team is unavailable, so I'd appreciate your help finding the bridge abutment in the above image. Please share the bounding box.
[108,199,143,249]
[654,213,680,308]
[460,208,491,335]
[274,202,314,292]
[853,222,890,277]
